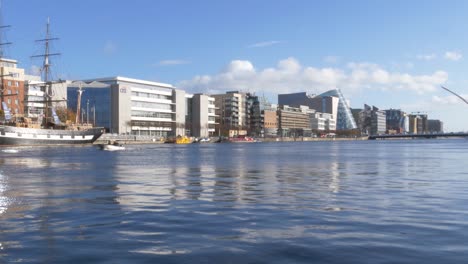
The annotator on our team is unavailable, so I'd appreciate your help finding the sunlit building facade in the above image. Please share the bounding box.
[317,89,357,130]
[67,76,186,137]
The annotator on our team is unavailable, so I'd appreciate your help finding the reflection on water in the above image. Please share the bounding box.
[0,172,8,215]
[0,140,468,263]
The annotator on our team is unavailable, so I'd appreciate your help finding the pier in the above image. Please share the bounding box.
[368,132,468,140]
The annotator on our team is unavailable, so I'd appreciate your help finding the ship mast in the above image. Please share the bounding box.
[31,18,61,126]
[0,0,14,119]
[0,0,11,59]
[76,83,83,124]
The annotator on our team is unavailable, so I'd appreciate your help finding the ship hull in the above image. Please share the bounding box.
[0,126,104,146]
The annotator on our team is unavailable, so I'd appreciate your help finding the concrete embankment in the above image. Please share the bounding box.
[262,137,368,142]
[94,134,368,145]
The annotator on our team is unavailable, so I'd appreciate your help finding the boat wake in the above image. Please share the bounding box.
[1,149,19,153]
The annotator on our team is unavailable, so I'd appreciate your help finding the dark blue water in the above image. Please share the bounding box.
[1,139,468,263]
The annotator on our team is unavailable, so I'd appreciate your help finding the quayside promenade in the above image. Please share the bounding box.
[94,134,369,145]
[369,132,468,140]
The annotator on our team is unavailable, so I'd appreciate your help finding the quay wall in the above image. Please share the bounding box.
[95,134,368,144]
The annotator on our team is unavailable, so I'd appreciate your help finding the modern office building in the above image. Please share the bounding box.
[246,93,262,136]
[278,92,338,121]
[358,105,386,135]
[317,89,357,130]
[278,89,355,130]
[370,106,386,135]
[351,108,362,130]
[262,107,278,137]
[67,80,112,129]
[428,119,443,133]
[67,76,186,137]
[385,109,407,134]
[277,105,312,137]
[310,111,336,131]
[408,114,428,134]
[258,98,278,137]
[187,93,218,137]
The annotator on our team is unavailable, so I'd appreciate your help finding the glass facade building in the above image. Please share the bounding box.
[67,84,112,131]
[67,77,186,137]
[318,89,357,130]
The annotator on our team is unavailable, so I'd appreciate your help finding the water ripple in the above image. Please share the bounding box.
[0,140,467,263]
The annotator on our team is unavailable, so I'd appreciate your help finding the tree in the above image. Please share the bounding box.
[54,106,69,123]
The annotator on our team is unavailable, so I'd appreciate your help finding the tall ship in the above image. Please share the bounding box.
[0,19,104,145]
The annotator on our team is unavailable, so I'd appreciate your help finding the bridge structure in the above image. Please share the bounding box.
[368,133,468,140]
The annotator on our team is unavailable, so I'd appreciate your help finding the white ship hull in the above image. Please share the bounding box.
[0,125,104,145]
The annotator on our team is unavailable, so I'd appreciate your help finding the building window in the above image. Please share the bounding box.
[7,89,11,94]
[15,81,19,87]
[7,81,11,86]
[15,99,18,105]
[7,98,11,104]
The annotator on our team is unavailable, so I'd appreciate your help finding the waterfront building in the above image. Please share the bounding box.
[278,92,338,121]
[318,89,357,130]
[246,93,262,136]
[358,105,386,135]
[428,119,444,133]
[0,58,25,116]
[67,80,112,131]
[187,93,218,138]
[211,91,247,136]
[309,110,324,131]
[277,105,312,137]
[262,107,278,137]
[278,89,355,130]
[351,108,362,131]
[24,78,44,120]
[258,97,278,137]
[385,109,406,134]
[67,76,186,137]
[408,114,428,134]
[370,106,386,135]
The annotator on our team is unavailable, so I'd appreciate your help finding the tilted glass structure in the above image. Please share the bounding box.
[318,89,357,130]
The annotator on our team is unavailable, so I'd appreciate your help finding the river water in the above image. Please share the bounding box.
[0,139,467,263]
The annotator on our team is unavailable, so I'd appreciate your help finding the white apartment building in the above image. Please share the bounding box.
[187,94,218,137]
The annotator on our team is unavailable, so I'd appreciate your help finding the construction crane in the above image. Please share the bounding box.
[441,86,468,105]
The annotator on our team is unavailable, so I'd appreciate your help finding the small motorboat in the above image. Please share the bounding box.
[98,141,125,151]
[2,149,19,153]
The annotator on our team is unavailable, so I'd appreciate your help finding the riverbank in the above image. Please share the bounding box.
[94,135,369,145]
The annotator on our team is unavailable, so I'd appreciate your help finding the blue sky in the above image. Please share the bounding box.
[3,0,468,131]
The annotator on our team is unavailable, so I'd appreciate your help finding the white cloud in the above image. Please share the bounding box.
[103,40,117,55]
[444,51,462,61]
[416,54,437,61]
[178,57,448,97]
[248,40,282,48]
[159,60,191,66]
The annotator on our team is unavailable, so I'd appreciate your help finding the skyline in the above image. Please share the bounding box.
[2,0,468,131]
